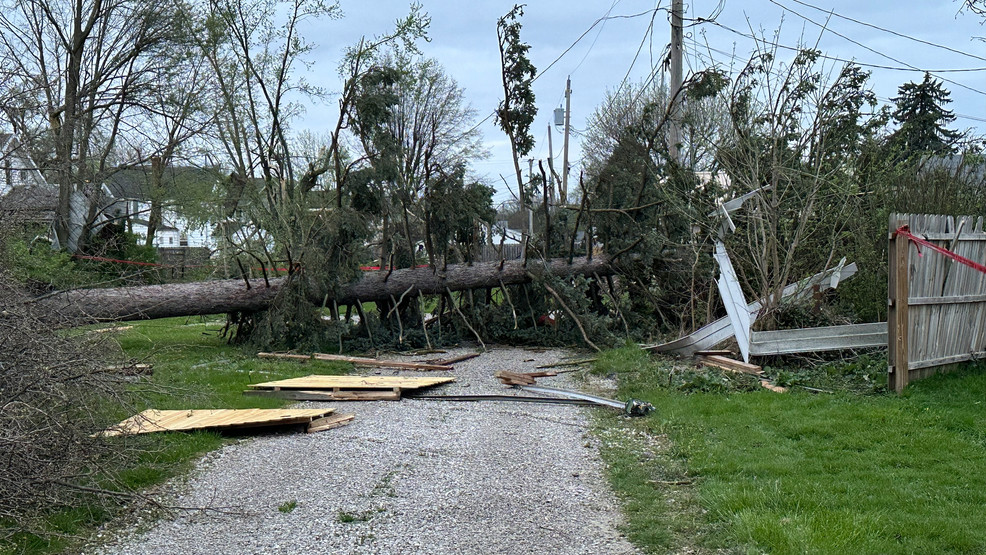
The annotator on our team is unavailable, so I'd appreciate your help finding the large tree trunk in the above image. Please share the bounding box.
[29,256,614,324]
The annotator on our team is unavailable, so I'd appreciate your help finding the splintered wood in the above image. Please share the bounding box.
[245,375,455,401]
[101,408,352,437]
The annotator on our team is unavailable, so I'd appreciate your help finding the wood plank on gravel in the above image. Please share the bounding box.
[247,375,455,391]
[244,389,402,401]
[101,408,336,437]
[258,352,453,371]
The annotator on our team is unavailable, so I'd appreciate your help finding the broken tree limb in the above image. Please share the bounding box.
[27,256,614,324]
[536,275,601,352]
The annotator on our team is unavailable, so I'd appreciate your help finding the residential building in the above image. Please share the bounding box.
[101,165,223,250]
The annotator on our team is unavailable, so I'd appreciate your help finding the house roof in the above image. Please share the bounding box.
[920,154,986,182]
[0,185,58,222]
[102,165,222,201]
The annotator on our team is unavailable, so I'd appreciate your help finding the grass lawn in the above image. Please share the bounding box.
[3,317,350,554]
[594,345,986,554]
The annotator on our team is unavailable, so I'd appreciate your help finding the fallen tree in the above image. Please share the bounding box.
[28,256,614,323]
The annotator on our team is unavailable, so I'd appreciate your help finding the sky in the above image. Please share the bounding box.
[299,1,986,205]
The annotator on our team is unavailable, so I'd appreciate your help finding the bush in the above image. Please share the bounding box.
[0,271,129,541]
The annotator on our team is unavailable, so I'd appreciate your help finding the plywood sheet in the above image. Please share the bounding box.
[102,408,336,437]
[248,375,454,391]
[244,389,402,401]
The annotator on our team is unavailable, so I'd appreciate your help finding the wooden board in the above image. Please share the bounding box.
[244,389,401,401]
[495,370,536,385]
[424,352,481,366]
[248,375,454,391]
[258,352,453,371]
[307,413,354,433]
[698,355,763,376]
[102,408,337,437]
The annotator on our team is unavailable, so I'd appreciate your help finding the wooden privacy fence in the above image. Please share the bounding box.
[888,213,986,392]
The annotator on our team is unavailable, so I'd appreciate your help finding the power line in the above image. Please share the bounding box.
[781,0,986,63]
[704,18,986,96]
[534,6,667,83]
[612,3,662,99]
[570,0,622,76]
[686,40,986,126]
[764,0,986,96]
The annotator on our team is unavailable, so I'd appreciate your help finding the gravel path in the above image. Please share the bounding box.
[97,347,639,554]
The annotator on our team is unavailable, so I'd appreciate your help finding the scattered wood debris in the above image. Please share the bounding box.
[424,352,481,366]
[495,370,536,385]
[697,355,787,393]
[101,408,349,437]
[695,349,734,357]
[536,358,597,369]
[759,380,788,393]
[697,355,763,376]
[245,389,401,401]
[494,370,559,386]
[245,375,455,401]
[258,352,453,371]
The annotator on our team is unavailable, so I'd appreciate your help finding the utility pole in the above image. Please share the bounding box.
[561,76,572,204]
[527,158,534,238]
[669,0,683,163]
[546,124,556,204]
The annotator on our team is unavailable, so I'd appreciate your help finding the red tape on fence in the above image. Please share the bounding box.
[894,225,986,275]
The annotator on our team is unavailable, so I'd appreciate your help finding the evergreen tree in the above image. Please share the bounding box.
[890,72,963,155]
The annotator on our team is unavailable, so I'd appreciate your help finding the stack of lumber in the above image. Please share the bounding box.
[101,408,352,437]
[245,375,455,401]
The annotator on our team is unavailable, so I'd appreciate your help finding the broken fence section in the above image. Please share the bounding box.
[889,213,986,392]
[644,262,858,356]
[749,322,887,356]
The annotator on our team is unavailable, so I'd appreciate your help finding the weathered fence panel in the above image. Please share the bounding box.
[750,322,887,356]
[888,213,986,392]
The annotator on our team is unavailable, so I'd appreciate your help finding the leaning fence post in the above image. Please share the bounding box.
[888,217,910,393]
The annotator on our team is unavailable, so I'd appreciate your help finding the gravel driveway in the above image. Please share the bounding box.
[97,347,640,554]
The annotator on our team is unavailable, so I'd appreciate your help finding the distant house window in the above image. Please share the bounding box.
[180,234,188,247]
[20,169,29,183]
[169,237,174,245]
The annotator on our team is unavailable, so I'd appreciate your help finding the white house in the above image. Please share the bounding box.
[101,166,223,250]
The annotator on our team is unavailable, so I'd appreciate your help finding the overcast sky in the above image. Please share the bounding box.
[299,0,986,204]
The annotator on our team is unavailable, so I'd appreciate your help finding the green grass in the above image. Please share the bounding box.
[278,500,299,514]
[595,345,986,554]
[2,317,350,554]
